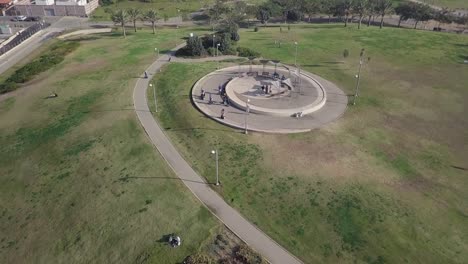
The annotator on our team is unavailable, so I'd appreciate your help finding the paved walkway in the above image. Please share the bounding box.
[133,47,303,264]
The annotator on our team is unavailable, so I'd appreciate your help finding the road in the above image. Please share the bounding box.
[133,47,303,264]
[0,17,86,76]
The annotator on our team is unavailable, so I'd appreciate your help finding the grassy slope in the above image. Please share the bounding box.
[91,0,266,21]
[429,0,468,9]
[90,0,466,21]
[0,28,220,263]
[92,0,207,21]
[150,25,468,263]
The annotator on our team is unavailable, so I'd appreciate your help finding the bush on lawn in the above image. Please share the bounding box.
[184,253,215,264]
[234,245,267,264]
[0,41,79,94]
[206,47,220,56]
[236,47,260,58]
[186,35,206,56]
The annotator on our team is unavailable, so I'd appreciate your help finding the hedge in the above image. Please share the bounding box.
[0,41,79,94]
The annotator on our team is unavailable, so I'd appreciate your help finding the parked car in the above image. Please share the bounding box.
[11,16,27,22]
[25,16,40,22]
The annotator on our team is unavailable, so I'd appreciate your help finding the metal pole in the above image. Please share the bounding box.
[216,150,219,185]
[353,59,363,105]
[150,83,157,112]
[294,42,298,66]
[212,149,219,185]
[244,99,250,134]
[212,34,215,56]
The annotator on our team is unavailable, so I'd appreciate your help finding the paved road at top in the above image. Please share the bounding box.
[0,16,192,76]
[0,17,81,76]
[133,47,303,264]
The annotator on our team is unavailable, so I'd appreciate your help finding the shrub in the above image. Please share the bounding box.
[234,245,267,264]
[0,81,18,94]
[343,49,349,58]
[254,26,259,32]
[99,0,114,6]
[236,47,260,58]
[287,10,301,22]
[186,36,206,56]
[219,33,232,52]
[206,47,220,56]
[0,41,79,94]
[222,47,237,55]
[231,32,240,41]
[184,253,215,264]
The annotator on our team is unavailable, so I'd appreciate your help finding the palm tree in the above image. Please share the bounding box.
[145,9,158,34]
[111,9,128,38]
[127,8,141,33]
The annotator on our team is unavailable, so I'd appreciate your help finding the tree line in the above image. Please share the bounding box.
[109,8,159,38]
[108,0,468,38]
[208,0,467,30]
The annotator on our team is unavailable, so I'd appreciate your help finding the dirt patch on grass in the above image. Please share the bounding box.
[60,59,109,77]
[252,132,388,183]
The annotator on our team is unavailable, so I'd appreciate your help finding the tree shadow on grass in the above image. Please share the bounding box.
[164,126,242,134]
[124,176,212,185]
[453,43,468,48]
[81,108,139,113]
[157,234,172,244]
[451,165,468,171]
[66,36,101,42]
[303,64,324,67]
[459,55,468,63]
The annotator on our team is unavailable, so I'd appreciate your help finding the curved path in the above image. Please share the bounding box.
[133,47,303,264]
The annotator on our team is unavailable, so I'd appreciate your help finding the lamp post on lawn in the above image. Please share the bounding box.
[154,48,159,59]
[353,49,365,105]
[211,149,219,186]
[294,41,298,67]
[244,98,250,134]
[216,43,220,57]
[149,83,157,112]
[212,34,215,56]
[175,9,180,47]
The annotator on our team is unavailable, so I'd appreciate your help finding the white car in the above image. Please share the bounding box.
[11,16,27,22]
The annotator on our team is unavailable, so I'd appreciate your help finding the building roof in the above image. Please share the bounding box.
[0,0,13,4]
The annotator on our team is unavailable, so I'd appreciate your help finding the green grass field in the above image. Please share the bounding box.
[149,25,468,263]
[0,29,225,263]
[91,0,208,21]
[91,0,266,21]
[90,0,467,21]
[426,0,468,9]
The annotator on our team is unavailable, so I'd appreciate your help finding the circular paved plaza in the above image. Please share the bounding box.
[191,65,348,133]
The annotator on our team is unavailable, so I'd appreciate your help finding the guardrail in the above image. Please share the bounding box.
[0,22,50,57]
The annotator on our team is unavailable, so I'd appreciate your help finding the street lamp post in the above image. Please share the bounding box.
[212,34,215,57]
[353,49,365,105]
[294,42,298,67]
[216,43,220,57]
[154,48,159,59]
[244,99,250,134]
[211,150,219,185]
[149,83,157,112]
